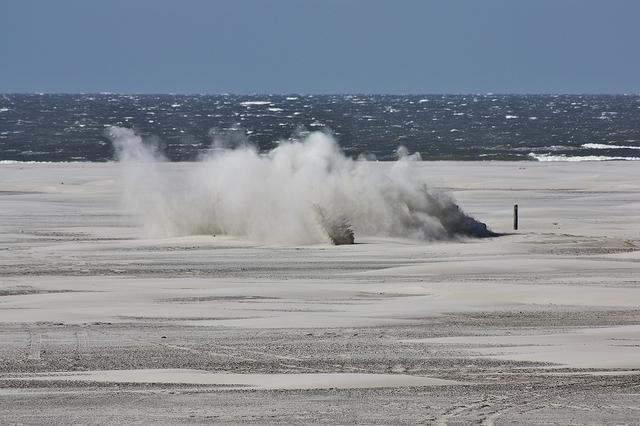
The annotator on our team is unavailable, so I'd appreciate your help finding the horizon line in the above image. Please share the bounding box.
[2,92,640,97]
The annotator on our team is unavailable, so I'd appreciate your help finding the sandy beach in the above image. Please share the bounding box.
[1,160,639,424]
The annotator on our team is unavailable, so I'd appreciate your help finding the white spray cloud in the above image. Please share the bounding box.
[108,126,495,244]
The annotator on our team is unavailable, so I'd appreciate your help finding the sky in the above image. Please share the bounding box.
[1,0,639,94]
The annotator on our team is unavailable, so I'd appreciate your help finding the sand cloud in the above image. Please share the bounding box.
[108,127,495,244]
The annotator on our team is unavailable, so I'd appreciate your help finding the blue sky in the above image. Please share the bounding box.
[1,0,638,94]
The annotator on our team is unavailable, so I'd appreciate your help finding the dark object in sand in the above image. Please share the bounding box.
[421,189,499,238]
[314,206,355,245]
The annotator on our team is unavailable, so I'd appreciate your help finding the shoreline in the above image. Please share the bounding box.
[3,157,640,164]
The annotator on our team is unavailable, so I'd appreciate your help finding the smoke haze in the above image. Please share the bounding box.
[108,127,495,244]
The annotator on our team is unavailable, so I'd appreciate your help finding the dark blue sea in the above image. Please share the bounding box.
[1,94,640,162]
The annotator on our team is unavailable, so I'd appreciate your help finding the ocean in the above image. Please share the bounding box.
[1,94,639,162]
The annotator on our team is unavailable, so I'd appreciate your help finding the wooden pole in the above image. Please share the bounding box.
[513,204,518,230]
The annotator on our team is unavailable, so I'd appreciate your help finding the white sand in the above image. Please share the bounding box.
[1,160,640,375]
[404,325,640,369]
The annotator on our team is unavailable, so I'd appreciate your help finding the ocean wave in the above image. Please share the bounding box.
[529,153,640,162]
[517,145,576,153]
[239,101,272,107]
[581,143,640,150]
[0,160,87,164]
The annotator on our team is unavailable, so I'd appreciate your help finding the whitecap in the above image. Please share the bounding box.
[0,160,84,164]
[529,153,640,162]
[240,101,271,107]
[581,143,640,150]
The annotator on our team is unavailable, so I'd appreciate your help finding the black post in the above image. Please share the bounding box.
[513,204,518,230]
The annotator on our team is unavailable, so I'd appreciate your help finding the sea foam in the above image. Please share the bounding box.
[529,153,640,162]
[581,143,640,150]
